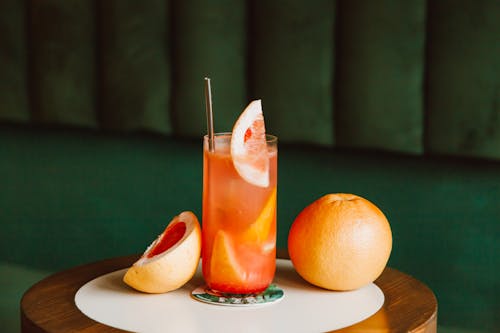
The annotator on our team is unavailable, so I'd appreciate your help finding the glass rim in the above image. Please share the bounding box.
[203,132,277,143]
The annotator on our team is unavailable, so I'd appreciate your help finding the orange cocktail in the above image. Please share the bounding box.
[202,132,277,294]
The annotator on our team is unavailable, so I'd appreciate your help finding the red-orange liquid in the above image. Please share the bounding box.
[202,134,277,294]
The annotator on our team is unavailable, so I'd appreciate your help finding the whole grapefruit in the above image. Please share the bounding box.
[288,194,392,291]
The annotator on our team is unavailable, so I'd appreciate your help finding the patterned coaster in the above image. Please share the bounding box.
[191,284,284,307]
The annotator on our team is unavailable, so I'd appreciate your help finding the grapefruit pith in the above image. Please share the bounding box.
[123,211,201,293]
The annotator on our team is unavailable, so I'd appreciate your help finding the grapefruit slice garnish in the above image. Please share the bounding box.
[209,230,246,288]
[242,188,276,244]
[123,211,201,293]
[231,100,269,187]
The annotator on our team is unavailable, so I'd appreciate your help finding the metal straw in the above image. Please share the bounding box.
[204,77,215,152]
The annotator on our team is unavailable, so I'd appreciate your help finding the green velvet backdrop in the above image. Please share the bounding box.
[1,0,499,158]
[1,2,500,331]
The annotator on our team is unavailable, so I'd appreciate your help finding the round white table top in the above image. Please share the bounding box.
[75,259,384,333]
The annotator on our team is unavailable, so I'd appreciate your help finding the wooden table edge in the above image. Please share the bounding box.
[21,251,437,333]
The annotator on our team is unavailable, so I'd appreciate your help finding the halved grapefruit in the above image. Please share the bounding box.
[123,211,201,293]
[231,100,269,187]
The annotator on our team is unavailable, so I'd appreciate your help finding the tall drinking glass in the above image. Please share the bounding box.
[202,133,278,294]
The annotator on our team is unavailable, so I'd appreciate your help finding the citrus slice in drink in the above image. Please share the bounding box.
[123,211,201,293]
[209,230,246,291]
[231,99,269,187]
[242,188,277,244]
